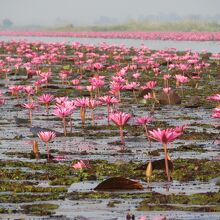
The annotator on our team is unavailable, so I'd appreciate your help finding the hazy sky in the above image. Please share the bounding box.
[0,0,219,26]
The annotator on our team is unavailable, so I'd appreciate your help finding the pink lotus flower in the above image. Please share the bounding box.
[124,82,140,90]
[136,116,154,125]
[136,116,154,147]
[86,85,96,99]
[23,86,35,100]
[53,106,72,118]
[72,160,91,170]
[22,102,37,125]
[88,99,101,126]
[75,97,90,127]
[149,128,183,181]
[175,74,189,84]
[163,74,171,81]
[163,87,171,94]
[99,96,119,105]
[9,85,23,103]
[39,71,52,81]
[144,93,153,100]
[212,112,220,118]
[110,111,132,127]
[145,80,157,89]
[53,106,72,136]
[22,102,37,110]
[38,131,56,160]
[9,85,23,96]
[163,87,172,104]
[89,75,105,97]
[149,128,182,144]
[175,74,189,96]
[132,72,140,79]
[38,131,56,143]
[110,81,124,100]
[0,99,5,106]
[93,62,103,70]
[99,96,119,124]
[55,96,69,105]
[71,78,80,85]
[38,94,54,114]
[110,111,132,150]
[207,94,220,101]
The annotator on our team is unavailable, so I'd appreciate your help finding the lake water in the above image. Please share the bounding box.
[0,35,220,53]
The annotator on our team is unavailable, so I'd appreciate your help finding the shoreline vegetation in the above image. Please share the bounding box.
[0,21,220,41]
[49,20,220,32]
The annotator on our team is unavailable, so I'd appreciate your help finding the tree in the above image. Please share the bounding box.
[2,19,13,29]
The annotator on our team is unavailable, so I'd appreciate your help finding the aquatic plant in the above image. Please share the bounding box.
[72,160,91,170]
[110,111,132,150]
[38,131,56,160]
[38,94,54,115]
[99,96,119,125]
[22,102,37,126]
[149,128,183,181]
[53,105,72,136]
[136,116,154,147]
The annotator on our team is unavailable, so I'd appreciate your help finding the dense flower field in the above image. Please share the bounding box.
[1,31,220,41]
[0,39,219,219]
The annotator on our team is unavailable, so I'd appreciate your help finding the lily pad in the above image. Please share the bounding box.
[94,177,143,190]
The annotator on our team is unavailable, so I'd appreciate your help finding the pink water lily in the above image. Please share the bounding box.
[175,74,189,95]
[53,106,72,136]
[75,97,90,128]
[23,86,35,100]
[149,128,183,181]
[110,111,132,150]
[38,94,54,114]
[9,85,23,102]
[22,102,37,125]
[212,111,220,118]
[207,94,220,101]
[38,131,56,143]
[136,116,154,147]
[99,96,119,125]
[38,131,56,160]
[149,128,182,144]
[72,160,91,170]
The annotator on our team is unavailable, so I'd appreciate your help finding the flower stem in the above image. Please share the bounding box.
[63,117,67,136]
[45,142,50,161]
[91,109,95,126]
[107,105,110,125]
[144,124,151,147]
[163,143,171,182]
[46,104,49,115]
[80,107,86,128]
[119,126,125,150]
[167,94,171,105]
[29,110,32,126]
[133,89,138,104]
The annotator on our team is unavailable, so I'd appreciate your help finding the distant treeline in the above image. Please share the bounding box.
[49,20,220,32]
